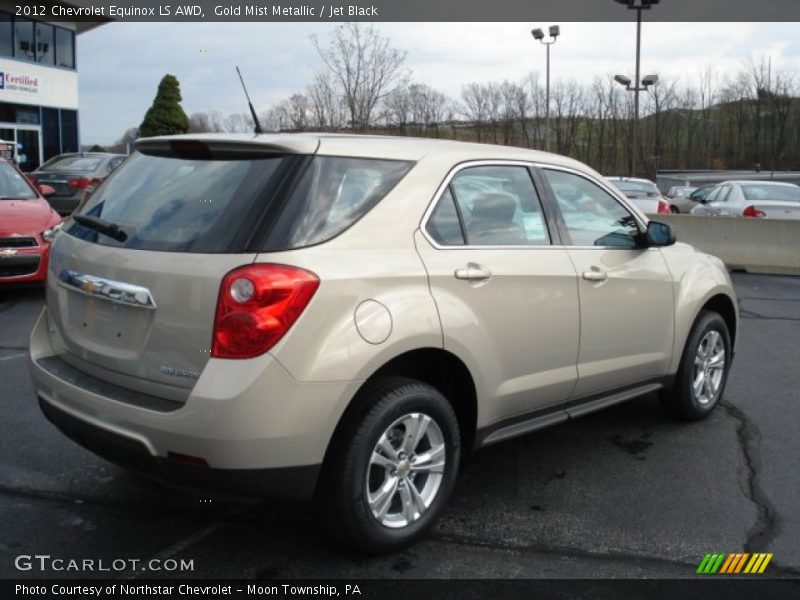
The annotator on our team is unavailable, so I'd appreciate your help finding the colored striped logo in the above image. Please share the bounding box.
[697,553,773,574]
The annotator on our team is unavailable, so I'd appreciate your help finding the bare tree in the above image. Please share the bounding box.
[384,87,411,132]
[307,71,346,130]
[312,23,408,130]
[286,93,310,131]
[189,111,225,133]
[460,83,492,142]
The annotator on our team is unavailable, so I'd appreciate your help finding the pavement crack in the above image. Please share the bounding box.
[720,400,783,553]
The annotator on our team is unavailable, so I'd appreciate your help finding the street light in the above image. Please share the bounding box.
[613,0,660,177]
[531,25,560,153]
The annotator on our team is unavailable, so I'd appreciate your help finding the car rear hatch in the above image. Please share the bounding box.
[33,170,89,197]
[751,201,800,220]
[43,136,318,403]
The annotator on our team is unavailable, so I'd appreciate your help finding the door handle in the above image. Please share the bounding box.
[454,262,492,282]
[582,268,608,282]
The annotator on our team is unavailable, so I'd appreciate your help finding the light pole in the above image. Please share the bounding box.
[531,25,560,153]
[613,0,659,177]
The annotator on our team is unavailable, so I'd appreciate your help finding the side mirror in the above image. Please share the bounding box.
[645,221,676,247]
[39,184,56,197]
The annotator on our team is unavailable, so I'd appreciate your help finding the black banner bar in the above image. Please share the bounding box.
[33,0,800,23]
[3,578,798,600]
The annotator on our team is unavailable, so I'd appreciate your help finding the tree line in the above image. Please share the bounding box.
[113,24,800,179]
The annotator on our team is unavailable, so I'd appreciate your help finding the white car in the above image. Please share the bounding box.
[690,180,800,219]
[606,177,671,215]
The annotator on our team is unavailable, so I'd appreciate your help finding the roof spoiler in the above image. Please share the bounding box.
[134,135,320,158]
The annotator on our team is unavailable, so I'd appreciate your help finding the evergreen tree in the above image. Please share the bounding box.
[139,74,190,137]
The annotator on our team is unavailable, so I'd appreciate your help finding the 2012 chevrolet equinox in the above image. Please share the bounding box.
[29,134,737,553]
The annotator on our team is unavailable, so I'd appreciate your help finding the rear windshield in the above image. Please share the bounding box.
[67,152,288,252]
[42,156,106,172]
[741,184,800,202]
[0,161,36,199]
[610,180,659,196]
[66,151,414,253]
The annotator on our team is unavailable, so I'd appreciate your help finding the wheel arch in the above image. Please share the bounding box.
[321,348,479,474]
[701,293,738,349]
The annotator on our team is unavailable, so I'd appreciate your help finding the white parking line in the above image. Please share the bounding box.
[0,353,25,362]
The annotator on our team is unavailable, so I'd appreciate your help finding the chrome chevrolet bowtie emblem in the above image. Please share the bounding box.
[0,248,18,257]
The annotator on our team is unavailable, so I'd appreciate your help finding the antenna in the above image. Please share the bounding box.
[236,66,264,135]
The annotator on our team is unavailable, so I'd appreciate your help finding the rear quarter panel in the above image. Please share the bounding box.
[259,156,452,384]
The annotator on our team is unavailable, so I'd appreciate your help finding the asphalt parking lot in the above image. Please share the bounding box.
[1,273,798,580]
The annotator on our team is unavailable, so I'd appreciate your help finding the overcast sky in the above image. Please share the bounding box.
[76,22,800,145]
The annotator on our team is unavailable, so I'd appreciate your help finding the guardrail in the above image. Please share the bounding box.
[652,214,800,276]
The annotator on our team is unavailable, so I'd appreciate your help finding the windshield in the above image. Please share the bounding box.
[741,184,800,203]
[610,180,660,195]
[0,162,37,199]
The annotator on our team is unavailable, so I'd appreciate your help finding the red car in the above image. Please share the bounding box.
[0,158,62,285]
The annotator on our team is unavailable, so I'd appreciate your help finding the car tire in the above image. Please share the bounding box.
[670,205,680,214]
[317,376,460,554]
[661,310,732,421]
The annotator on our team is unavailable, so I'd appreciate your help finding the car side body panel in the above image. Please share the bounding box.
[660,242,739,374]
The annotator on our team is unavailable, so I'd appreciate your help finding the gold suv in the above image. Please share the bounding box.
[29,134,737,553]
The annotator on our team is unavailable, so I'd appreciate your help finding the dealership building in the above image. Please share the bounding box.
[0,1,104,171]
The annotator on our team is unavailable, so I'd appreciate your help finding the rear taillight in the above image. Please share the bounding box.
[743,205,766,218]
[657,200,671,215]
[211,264,320,359]
[67,176,102,190]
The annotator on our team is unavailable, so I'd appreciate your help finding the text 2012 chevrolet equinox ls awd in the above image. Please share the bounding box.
[29,134,737,553]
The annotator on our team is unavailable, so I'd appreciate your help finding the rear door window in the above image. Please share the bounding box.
[447,165,550,246]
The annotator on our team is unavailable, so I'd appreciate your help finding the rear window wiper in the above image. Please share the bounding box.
[73,215,128,242]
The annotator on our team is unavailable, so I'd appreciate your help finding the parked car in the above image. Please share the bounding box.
[686,184,715,207]
[665,185,698,214]
[606,176,671,215]
[0,157,62,285]
[690,180,800,219]
[29,134,738,553]
[29,152,126,215]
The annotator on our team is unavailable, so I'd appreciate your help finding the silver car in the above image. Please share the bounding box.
[29,134,738,553]
[690,180,800,219]
[605,176,672,215]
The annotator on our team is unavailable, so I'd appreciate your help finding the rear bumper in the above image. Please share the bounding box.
[29,309,363,500]
[38,395,320,499]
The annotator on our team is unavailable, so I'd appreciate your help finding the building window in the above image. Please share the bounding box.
[14,18,35,62]
[42,108,60,161]
[55,27,75,68]
[0,13,75,69]
[35,22,55,66]
[60,110,78,153]
[0,12,12,58]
